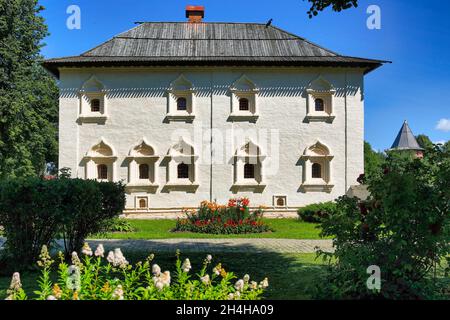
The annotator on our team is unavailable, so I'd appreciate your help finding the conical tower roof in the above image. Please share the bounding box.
[390,120,424,151]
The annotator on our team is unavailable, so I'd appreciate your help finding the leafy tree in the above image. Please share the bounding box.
[364,141,385,179]
[317,145,450,299]
[416,134,433,149]
[0,0,58,178]
[305,0,358,18]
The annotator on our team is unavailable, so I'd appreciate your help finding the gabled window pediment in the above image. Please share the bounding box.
[229,75,259,122]
[78,75,108,123]
[305,76,336,123]
[166,75,196,122]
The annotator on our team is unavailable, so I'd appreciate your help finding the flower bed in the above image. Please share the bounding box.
[4,244,268,300]
[174,198,272,234]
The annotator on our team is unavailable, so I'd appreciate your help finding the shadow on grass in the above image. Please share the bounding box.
[0,239,327,300]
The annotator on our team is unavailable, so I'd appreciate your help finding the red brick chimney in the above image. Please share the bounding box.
[186,5,204,23]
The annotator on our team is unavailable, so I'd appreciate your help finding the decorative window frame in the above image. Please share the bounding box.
[83,138,117,182]
[300,140,334,193]
[232,140,266,191]
[135,196,149,210]
[273,195,288,208]
[78,76,108,123]
[166,75,196,122]
[229,75,259,122]
[305,76,336,123]
[126,138,159,192]
[164,137,199,191]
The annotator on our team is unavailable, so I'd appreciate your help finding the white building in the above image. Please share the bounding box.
[43,6,386,214]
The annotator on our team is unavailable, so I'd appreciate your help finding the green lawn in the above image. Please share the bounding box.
[0,252,326,300]
[92,218,327,240]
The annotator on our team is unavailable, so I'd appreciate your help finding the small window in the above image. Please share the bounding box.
[239,98,249,111]
[177,163,189,179]
[244,163,255,179]
[91,99,100,112]
[139,164,149,180]
[277,198,285,206]
[315,98,324,112]
[97,164,108,180]
[177,97,187,111]
[139,198,147,209]
[312,163,322,178]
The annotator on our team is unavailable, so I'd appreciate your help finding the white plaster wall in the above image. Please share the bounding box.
[58,66,365,211]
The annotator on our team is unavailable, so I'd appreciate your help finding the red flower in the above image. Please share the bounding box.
[228,199,237,207]
[241,198,250,207]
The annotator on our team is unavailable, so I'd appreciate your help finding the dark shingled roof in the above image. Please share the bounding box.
[390,121,424,151]
[43,22,389,78]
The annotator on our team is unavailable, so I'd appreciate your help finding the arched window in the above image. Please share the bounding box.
[244,163,255,179]
[277,198,285,206]
[312,163,322,178]
[97,164,108,180]
[139,198,147,209]
[177,97,187,111]
[139,164,149,179]
[315,98,324,112]
[177,163,189,179]
[239,98,249,111]
[91,99,100,112]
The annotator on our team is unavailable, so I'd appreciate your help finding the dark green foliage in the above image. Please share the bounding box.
[364,141,386,179]
[0,177,125,270]
[101,218,135,233]
[305,0,358,18]
[416,134,433,149]
[316,144,450,299]
[297,202,337,223]
[0,0,58,178]
[0,178,65,268]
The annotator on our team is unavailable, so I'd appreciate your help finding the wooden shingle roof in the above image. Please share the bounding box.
[43,22,388,78]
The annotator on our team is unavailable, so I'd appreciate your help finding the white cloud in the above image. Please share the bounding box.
[433,140,446,145]
[436,118,450,132]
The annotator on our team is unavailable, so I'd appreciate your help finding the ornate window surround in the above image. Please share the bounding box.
[305,76,336,123]
[83,138,117,182]
[300,140,334,193]
[164,137,199,190]
[232,140,266,190]
[78,76,108,123]
[229,75,259,122]
[126,138,159,192]
[166,74,196,122]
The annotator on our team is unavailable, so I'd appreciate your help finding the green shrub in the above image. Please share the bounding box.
[174,198,272,234]
[297,202,337,223]
[0,177,125,270]
[0,178,65,268]
[101,218,135,233]
[4,244,268,300]
[59,180,125,255]
[316,145,450,299]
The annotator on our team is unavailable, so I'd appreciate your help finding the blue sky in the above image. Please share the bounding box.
[39,0,449,151]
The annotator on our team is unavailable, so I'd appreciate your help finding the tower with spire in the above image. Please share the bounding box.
[389,120,424,158]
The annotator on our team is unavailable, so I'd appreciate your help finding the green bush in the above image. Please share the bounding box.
[297,202,337,223]
[174,198,272,234]
[4,244,268,300]
[0,177,125,270]
[316,145,450,299]
[101,218,135,233]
